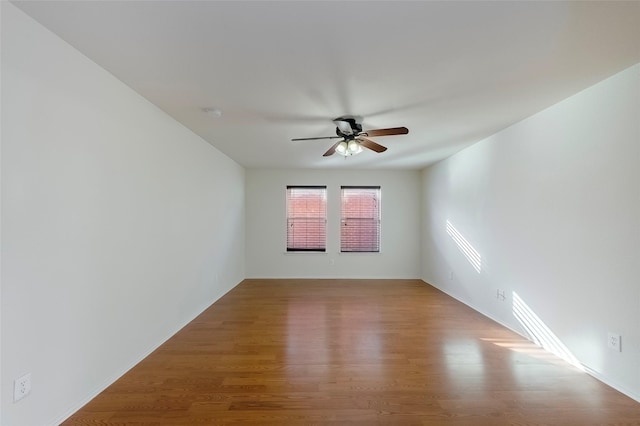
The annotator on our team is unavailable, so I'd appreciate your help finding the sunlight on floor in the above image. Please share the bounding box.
[443,338,486,387]
[480,337,572,365]
[286,300,329,365]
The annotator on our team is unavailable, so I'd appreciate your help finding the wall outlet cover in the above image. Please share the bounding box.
[608,332,622,352]
[14,373,32,402]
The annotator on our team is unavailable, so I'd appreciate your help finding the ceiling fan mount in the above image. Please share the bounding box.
[292,116,408,157]
[333,116,363,138]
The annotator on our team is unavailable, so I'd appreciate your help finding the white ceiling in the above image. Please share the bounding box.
[12,1,640,170]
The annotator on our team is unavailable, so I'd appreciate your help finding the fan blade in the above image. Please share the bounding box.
[292,136,342,141]
[363,127,409,137]
[323,140,344,157]
[358,137,387,153]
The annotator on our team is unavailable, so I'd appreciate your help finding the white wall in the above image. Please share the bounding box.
[3,2,638,423]
[246,169,421,279]
[421,64,640,400]
[1,4,245,425]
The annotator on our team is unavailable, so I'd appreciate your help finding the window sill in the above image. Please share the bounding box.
[283,251,328,255]
[282,251,382,255]
[339,251,381,255]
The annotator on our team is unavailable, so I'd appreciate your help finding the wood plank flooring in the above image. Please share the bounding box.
[62,279,640,425]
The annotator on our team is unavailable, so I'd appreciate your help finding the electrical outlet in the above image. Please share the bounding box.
[496,289,506,301]
[608,332,622,352]
[14,373,31,402]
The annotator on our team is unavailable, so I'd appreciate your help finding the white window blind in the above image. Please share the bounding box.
[341,186,381,252]
[286,186,327,252]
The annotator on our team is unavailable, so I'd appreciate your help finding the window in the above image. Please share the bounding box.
[341,186,381,252]
[286,186,327,252]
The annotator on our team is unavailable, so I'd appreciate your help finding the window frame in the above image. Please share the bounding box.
[340,186,381,253]
[285,185,327,253]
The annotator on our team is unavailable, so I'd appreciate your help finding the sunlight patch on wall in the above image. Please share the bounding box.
[446,220,481,272]
[512,292,583,371]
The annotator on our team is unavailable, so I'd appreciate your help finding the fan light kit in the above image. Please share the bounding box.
[292,116,408,158]
[335,140,363,156]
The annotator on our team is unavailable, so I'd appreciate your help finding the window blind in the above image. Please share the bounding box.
[286,186,327,252]
[340,186,381,252]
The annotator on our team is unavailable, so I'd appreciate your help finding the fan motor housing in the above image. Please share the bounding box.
[334,116,362,137]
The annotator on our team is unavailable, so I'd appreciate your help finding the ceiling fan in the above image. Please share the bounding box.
[291,116,409,157]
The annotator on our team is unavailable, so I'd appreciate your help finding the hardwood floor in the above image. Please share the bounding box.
[63,279,640,425]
